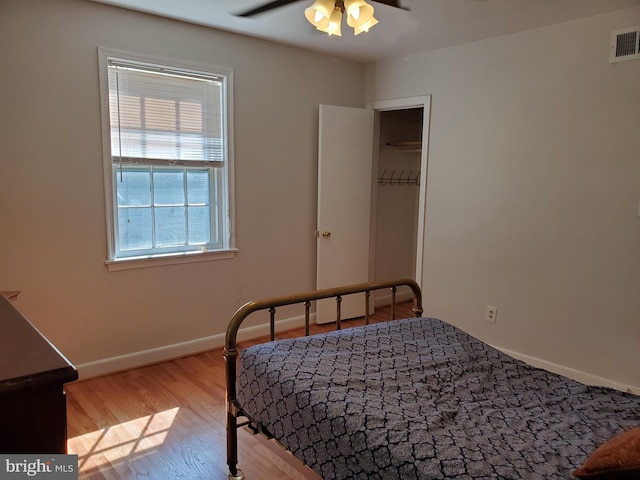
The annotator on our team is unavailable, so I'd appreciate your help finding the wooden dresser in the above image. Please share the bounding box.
[0,292,78,453]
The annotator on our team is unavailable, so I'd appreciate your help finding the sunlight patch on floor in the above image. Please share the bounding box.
[68,407,180,471]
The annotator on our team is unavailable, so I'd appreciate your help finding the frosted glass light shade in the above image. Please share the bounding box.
[304,0,334,30]
[353,15,378,35]
[345,0,375,28]
[325,8,342,36]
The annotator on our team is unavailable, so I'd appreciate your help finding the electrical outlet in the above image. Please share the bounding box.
[486,305,497,323]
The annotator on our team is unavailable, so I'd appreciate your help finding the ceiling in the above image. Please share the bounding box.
[89,0,640,62]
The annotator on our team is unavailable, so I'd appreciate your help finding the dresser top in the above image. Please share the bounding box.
[0,295,77,392]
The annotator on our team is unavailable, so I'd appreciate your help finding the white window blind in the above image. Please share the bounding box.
[108,59,225,166]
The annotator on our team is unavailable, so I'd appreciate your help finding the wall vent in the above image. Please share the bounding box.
[610,27,640,63]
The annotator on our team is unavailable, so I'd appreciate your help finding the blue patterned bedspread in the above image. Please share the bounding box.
[236,317,640,479]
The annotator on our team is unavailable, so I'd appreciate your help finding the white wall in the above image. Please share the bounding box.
[0,0,365,376]
[366,7,640,390]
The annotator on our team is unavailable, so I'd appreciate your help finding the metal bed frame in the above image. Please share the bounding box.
[223,278,423,480]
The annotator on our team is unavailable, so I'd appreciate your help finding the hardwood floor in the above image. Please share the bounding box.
[66,302,417,480]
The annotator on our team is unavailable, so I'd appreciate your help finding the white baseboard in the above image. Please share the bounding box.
[374,290,414,308]
[498,347,640,396]
[79,311,639,398]
[76,313,314,380]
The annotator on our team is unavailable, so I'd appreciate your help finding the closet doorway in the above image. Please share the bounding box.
[371,97,430,304]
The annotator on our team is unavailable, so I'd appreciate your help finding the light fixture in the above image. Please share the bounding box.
[304,0,378,36]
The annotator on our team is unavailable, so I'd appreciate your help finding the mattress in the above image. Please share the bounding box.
[236,317,640,479]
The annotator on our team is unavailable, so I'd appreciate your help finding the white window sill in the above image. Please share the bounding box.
[105,248,238,272]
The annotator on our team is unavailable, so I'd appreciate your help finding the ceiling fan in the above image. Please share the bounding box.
[237,0,407,18]
[236,0,408,36]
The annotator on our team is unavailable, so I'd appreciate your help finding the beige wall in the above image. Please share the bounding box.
[0,0,365,375]
[367,7,640,389]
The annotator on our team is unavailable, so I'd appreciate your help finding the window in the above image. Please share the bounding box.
[99,49,234,268]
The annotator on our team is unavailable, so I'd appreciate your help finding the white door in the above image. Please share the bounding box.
[316,105,374,324]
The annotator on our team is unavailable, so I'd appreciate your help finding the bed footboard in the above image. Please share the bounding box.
[223,278,423,480]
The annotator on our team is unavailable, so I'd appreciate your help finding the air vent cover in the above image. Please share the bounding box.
[610,27,640,63]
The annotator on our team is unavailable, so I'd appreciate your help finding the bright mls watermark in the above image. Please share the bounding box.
[0,455,77,479]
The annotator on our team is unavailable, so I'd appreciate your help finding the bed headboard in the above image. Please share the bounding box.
[225,277,422,352]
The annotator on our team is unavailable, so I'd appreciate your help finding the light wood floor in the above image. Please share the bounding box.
[66,301,417,480]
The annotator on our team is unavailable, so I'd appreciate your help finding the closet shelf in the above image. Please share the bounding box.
[382,141,422,153]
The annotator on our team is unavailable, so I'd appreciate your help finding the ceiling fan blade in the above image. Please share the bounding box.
[236,0,303,17]
[372,0,409,10]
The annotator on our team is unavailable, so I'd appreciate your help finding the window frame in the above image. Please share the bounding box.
[97,47,236,271]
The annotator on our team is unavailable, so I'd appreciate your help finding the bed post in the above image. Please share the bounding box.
[223,345,244,480]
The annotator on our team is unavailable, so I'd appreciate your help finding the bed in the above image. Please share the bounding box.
[224,278,640,479]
